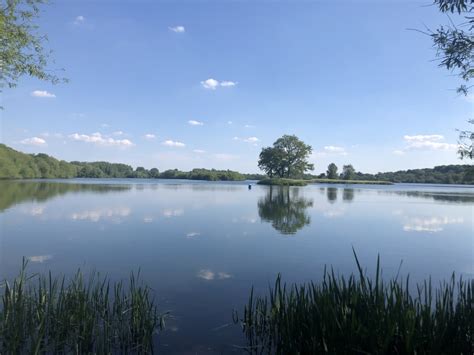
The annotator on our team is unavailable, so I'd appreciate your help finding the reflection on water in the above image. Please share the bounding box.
[258,186,313,234]
[0,181,130,212]
[343,188,354,202]
[380,190,474,203]
[0,179,472,353]
[327,187,338,203]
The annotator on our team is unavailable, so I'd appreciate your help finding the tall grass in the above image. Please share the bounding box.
[0,259,165,354]
[234,250,473,354]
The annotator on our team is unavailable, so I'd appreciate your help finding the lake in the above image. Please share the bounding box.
[0,179,472,353]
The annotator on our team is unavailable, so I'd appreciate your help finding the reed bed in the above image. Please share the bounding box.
[234,251,473,354]
[0,259,165,354]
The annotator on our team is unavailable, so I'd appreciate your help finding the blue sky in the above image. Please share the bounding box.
[2,0,472,173]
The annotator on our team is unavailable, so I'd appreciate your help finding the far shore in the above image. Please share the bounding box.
[257,178,393,186]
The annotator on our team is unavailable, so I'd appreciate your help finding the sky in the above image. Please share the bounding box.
[1,0,472,174]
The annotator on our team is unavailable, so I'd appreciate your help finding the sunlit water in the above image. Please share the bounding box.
[0,179,472,353]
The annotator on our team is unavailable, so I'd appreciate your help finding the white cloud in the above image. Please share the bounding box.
[393,150,405,155]
[201,78,237,90]
[144,133,156,140]
[401,134,457,152]
[68,132,134,148]
[73,15,85,25]
[31,90,56,98]
[193,149,206,153]
[227,121,233,125]
[20,137,47,146]
[244,124,255,128]
[40,132,63,139]
[101,123,110,128]
[233,136,260,144]
[143,217,154,223]
[244,136,259,143]
[169,25,185,33]
[324,145,345,153]
[162,140,185,147]
[188,120,204,126]
[112,131,124,136]
[403,216,464,233]
[201,78,220,90]
[220,81,237,87]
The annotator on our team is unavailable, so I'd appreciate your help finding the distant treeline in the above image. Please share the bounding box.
[0,144,263,181]
[1,144,473,184]
[313,165,474,185]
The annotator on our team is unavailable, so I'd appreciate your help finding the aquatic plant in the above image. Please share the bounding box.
[0,259,165,354]
[234,250,473,354]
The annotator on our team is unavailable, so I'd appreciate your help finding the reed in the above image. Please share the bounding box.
[0,259,165,354]
[234,250,473,354]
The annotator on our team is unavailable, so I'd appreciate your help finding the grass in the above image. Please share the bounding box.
[234,250,473,354]
[0,259,166,354]
[312,178,393,185]
[257,178,309,186]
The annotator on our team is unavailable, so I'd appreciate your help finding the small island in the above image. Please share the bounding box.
[256,135,393,186]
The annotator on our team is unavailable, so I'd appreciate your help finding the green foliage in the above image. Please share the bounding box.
[365,165,474,184]
[0,0,66,97]
[313,178,392,185]
[235,252,474,354]
[0,259,165,353]
[257,178,308,186]
[430,0,473,95]
[257,186,313,234]
[326,162,338,179]
[0,144,247,181]
[458,119,474,160]
[0,144,77,179]
[341,164,355,180]
[258,135,314,178]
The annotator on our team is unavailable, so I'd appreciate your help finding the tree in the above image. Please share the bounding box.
[342,164,355,180]
[258,135,314,178]
[425,0,473,159]
[0,0,66,100]
[326,163,338,179]
[149,168,160,178]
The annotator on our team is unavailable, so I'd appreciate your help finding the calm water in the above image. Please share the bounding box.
[0,179,473,353]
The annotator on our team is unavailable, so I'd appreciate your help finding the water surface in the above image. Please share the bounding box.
[0,179,472,353]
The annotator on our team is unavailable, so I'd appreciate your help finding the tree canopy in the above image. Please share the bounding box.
[0,0,66,98]
[258,135,314,178]
[326,163,338,179]
[342,164,355,180]
[426,0,473,159]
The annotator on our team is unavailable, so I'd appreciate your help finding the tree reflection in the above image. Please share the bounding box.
[0,181,130,212]
[327,187,338,203]
[342,188,354,202]
[258,186,313,235]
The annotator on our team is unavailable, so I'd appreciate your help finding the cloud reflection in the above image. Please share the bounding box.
[162,209,184,217]
[27,255,52,263]
[71,207,131,222]
[197,269,232,280]
[403,216,464,233]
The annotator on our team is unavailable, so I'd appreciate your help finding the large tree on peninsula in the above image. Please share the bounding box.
[258,135,314,178]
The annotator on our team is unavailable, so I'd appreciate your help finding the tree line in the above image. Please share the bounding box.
[316,163,474,185]
[0,144,262,181]
[1,143,473,184]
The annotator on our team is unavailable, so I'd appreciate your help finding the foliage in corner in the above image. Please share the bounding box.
[0,0,66,97]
